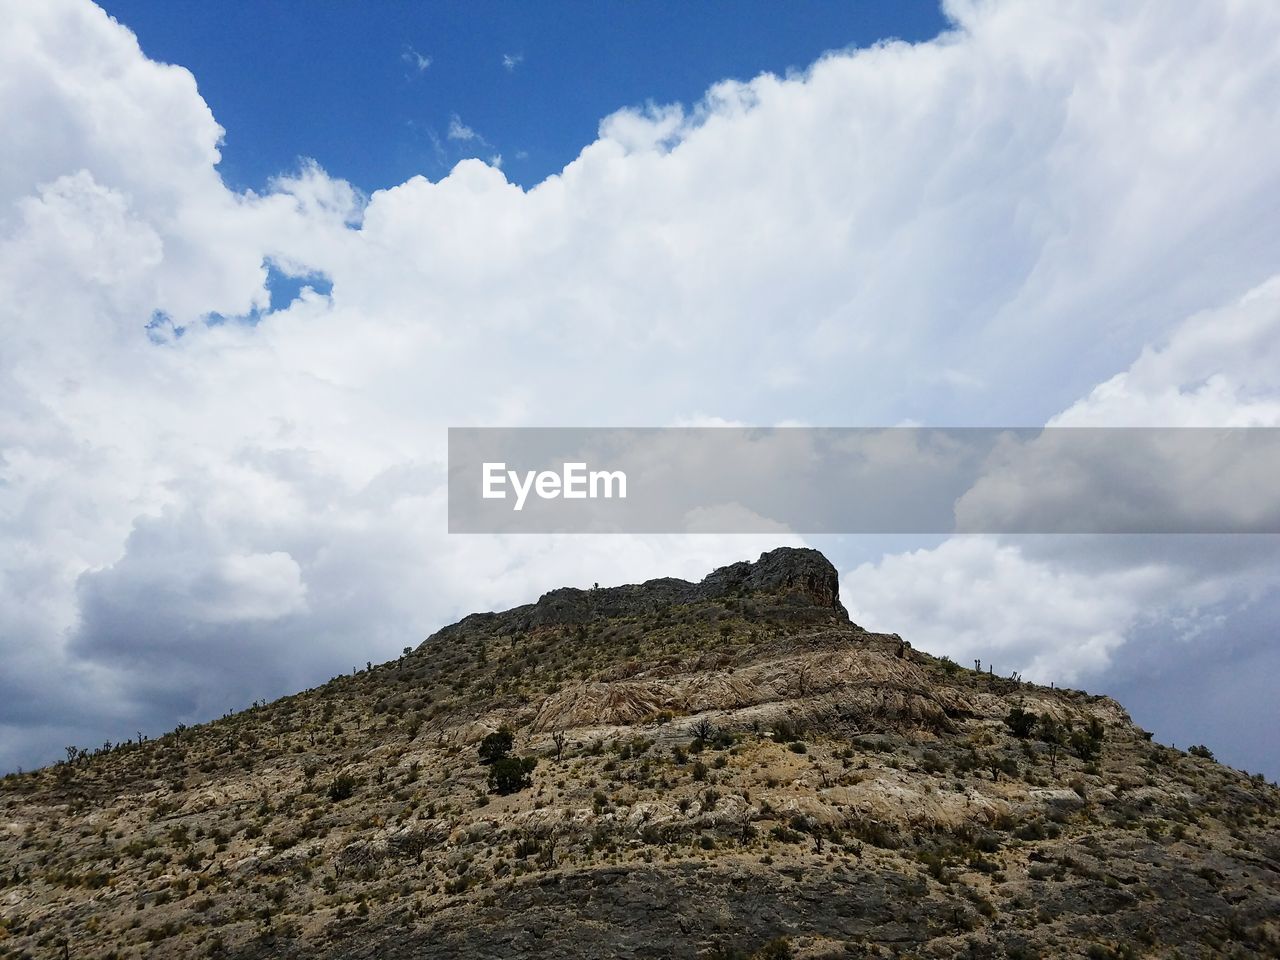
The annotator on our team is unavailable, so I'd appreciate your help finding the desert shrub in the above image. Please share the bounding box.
[478,729,515,764]
[920,751,947,774]
[1085,945,1139,960]
[1072,718,1105,761]
[443,875,471,895]
[973,832,1002,854]
[327,773,357,802]
[848,816,898,849]
[691,717,715,743]
[1014,819,1061,842]
[769,824,805,844]
[918,849,949,882]
[706,937,792,960]
[488,755,536,795]
[755,938,792,960]
[1037,715,1064,744]
[771,718,804,742]
[1004,703,1038,739]
[513,836,542,859]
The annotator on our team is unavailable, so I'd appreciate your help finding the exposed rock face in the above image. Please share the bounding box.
[699,546,848,617]
[2,549,1278,960]
[528,644,969,735]
[431,547,847,642]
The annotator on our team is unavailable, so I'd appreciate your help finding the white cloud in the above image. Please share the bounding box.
[1050,277,1280,428]
[842,534,1277,684]
[841,277,1280,686]
[4,0,1280,769]
[403,46,432,73]
[447,114,479,141]
[844,537,1160,681]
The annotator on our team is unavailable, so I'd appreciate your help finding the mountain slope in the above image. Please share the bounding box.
[2,548,1278,959]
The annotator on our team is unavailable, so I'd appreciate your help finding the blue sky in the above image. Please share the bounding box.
[4,0,1280,781]
[98,1,947,192]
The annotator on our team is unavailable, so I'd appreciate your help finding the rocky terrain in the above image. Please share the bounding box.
[1,547,1278,959]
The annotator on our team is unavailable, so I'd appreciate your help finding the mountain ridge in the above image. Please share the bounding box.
[1,548,1278,959]
[429,547,849,643]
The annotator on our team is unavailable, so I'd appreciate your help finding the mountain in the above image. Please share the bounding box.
[1,548,1278,959]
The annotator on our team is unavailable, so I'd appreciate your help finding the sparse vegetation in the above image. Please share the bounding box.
[0,548,1272,960]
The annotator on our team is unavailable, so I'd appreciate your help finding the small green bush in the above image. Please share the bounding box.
[479,729,515,764]
[1004,703,1038,739]
[327,773,357,802]
[488,755,536,795]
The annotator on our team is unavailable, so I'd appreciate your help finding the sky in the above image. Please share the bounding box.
[2,0,1279,779]
[94,1,949,192]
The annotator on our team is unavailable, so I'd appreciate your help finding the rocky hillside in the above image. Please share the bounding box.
[2,548,1278,959]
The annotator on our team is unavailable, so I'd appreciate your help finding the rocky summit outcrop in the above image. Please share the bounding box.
[434,548,848,641]
[698,547,848,617]
[2,549,1278,959]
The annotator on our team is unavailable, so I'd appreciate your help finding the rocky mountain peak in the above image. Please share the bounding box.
[699,546,847,618]
[4,548,1277,960]
[434,547,848,641]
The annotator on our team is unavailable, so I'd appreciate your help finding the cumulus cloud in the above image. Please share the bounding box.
[843,534,1277,682]
[844,537,1164,681]
[3,0,1280,772]
[846,277,1280,682]
[1050,277,1280,429]
[841,279,1280,749]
